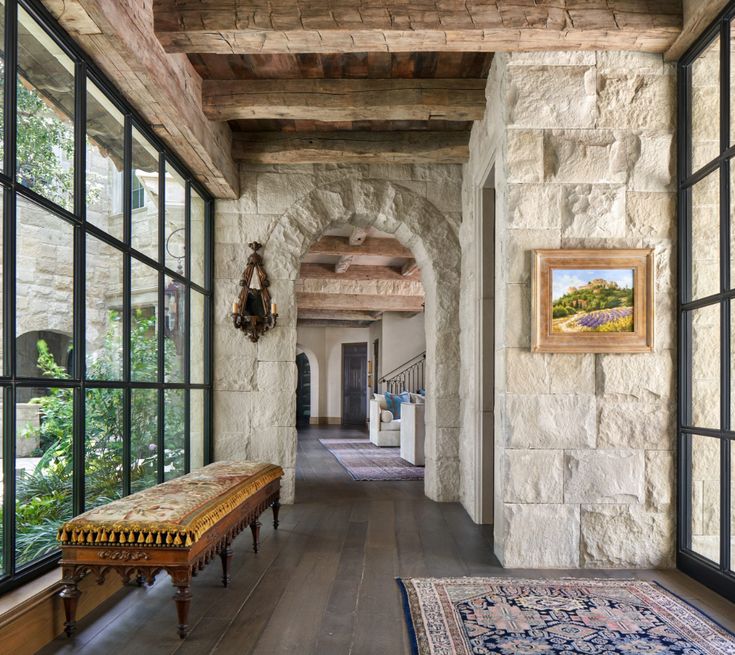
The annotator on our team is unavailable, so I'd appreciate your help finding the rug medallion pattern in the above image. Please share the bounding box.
[399,577,735,655]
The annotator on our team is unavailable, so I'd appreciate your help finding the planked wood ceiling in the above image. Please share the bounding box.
[188,51,493,163]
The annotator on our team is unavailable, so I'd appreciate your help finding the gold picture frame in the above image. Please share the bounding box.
[531,249,654,353]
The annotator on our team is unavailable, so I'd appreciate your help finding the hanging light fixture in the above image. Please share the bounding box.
[232,241,278,342]
[164,227,185,352]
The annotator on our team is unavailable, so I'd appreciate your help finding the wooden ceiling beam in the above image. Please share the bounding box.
[297,319,375,328]
[298,309,382,321]
[44,0,239,199]
[297,292,424,313]
[202,78,486,121]
[307,236,412,259]
[232,131,468,164]
[300,263,418,282]
[153,1,682,55]
[665,0,729,61]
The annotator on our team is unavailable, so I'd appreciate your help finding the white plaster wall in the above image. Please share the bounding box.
[380,312,426,378]
[461,52,677,568]
[214,164,463,503]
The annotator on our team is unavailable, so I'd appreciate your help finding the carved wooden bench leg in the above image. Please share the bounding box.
[169,568,193,639]
[220,543,233,587]
[250,520,261,553]
[272,498,280,530]
[60,578,81,637]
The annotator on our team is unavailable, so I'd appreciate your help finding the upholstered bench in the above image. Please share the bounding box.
[56,461,283,638]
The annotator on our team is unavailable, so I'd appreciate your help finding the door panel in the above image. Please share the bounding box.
[342,343,367,425]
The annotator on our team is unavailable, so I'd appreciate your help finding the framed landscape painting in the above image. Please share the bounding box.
[531,249,654,353]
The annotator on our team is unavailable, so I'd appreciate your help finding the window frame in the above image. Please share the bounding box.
[677,2,735,603]
[0,0,214,593]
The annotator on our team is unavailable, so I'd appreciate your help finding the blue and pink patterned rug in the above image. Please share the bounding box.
[319,438,424,481]
[398,577,735,654]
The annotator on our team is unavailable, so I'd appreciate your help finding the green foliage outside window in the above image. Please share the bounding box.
[5,313,185,565]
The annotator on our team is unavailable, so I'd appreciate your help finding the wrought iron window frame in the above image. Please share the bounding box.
[0,0,214,594]
[677,1,735,603]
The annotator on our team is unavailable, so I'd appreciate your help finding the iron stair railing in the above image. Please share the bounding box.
[378,351,426,394]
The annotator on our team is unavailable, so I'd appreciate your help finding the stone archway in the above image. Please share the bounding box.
[264,179,461,502]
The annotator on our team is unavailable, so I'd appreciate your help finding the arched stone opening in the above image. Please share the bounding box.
[264,179,461,502]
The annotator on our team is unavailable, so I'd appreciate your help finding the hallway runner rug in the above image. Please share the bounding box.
[398,577,735,655]
[318,439,424,481]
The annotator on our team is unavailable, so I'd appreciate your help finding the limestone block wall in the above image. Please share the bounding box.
[213,164,462,503]
[461,51,677,568]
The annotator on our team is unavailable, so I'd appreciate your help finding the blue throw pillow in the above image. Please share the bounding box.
[392,391,411,419]
[384,392,397,417]
[417,388,426,397]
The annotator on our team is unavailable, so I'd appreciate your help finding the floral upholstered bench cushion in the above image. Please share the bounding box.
[57,461,283,549]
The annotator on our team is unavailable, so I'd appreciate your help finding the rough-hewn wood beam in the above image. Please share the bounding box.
[43,0,239,199]
[297,292,424,313]
[665,0,729,61]
[348,227,368,247]
[297,318,375,328]
[153,1,682,55]
[232,131,469,164]
[300,263,419,282]
[202,78,486,121]
[335,255,354,274]
[298,309,381,321]
[308,236,412,259]
[401,259,420,277]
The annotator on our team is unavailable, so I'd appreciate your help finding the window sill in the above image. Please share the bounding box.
[0,569,62,629]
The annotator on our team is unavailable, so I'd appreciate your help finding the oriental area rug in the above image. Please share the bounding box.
[318,438,424,481]
[398,577,735,655]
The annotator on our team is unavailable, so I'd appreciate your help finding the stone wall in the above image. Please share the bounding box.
[213,164,462,503]
[461,51,677,568]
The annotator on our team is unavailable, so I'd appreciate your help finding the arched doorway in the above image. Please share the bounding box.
[262,179,462,502]
[295,351,311,426]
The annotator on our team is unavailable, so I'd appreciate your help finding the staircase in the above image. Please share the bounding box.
[379,352,426,394]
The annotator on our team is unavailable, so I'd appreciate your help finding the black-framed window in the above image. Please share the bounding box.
[678,2,735,603]
[0,0,214,592]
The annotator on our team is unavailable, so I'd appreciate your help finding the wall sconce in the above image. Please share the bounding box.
[232,241,278,342]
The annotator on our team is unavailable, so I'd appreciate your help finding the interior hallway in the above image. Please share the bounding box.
[40,427,735,655]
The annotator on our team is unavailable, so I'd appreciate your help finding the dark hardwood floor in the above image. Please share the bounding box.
[40,426,735,654]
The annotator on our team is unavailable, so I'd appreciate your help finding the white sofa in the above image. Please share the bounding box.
[399,402,425,465]
[369,398,401,446]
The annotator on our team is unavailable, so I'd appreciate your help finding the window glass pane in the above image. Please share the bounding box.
[164,389,184,481]
[690,434,721,564]
[131,128,159,260]
[15,386,72,567]
[16,197,73,379]
[131,258,158,382]
[191,290,204,384]
[165,163,186,274]
[731,443,735,572]
[0,390,3,571]
[191,190,205,288]
[86,236,123,380]
[691,304,720,429]
[691,170,720,300]
[17,8,75,211]
[131,388,158,493]
[691,35,720,172]
[0,195,4,369]
[0,1,6,169]
[86,82,124,240]
[84,388,123,510]
[190,389,204,470]
[164,276,185,383]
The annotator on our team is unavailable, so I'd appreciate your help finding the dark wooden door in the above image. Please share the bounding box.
[296,353,311,426]
[342,343,367,425]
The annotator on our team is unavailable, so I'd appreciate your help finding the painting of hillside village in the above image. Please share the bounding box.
[551,269,635,333]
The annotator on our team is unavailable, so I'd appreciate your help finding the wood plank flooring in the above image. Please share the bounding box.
[39,426,735,654]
